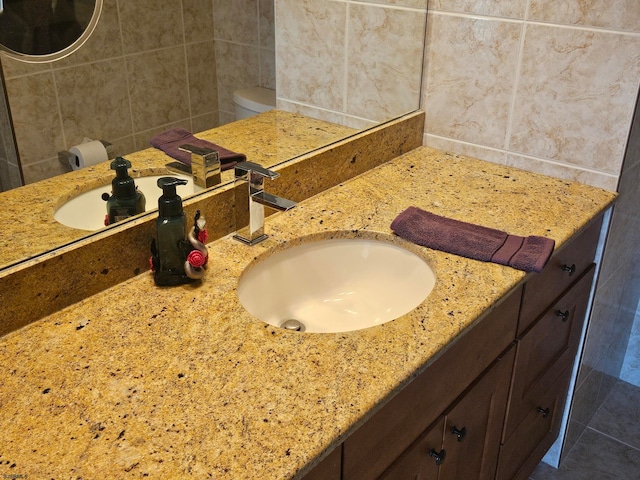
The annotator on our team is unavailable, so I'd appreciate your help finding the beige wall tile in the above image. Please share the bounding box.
[429,0,527,18]
[213,0,259,45]
[346,4,425,121]
[424,134,508,164]
[260,47,276,90]
[192,112,220,134]
[529,0,640,32]
[21,156,69,185]
[423,13,521,149]
[505,153,618,191]
[5,72,64,166]
[509,25,640,174]
[56,0,123,67]
[119,0,184,54]
[260,0,276,50]
[55,59,132,146]
[363,0,428,8]
[276,0,346,111]
[187,41,219,117]
[183,0,215,44]
[0,53,51,79]
[214,41,260,114]
[126,48,190,132]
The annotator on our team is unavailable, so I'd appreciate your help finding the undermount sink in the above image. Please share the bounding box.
[54,173,200,231]
[237,238,436,333]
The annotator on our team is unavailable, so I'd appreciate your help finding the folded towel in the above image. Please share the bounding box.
[150,128,245,170]
[390,206,555,273]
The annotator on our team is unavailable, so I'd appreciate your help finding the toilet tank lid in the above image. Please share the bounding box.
[233,87,276,113]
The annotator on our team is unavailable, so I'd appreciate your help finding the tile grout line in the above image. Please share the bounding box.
[586,426,640,452]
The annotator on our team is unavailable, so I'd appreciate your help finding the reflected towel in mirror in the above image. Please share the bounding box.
[150,128,245,170]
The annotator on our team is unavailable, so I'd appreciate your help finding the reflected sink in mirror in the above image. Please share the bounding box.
[237,238,436,333]
[54,173,202,231]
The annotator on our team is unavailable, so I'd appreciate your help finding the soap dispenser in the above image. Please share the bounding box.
[102,157,146,225]
[150,177,193,286]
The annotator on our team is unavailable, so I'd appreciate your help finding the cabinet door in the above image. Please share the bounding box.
[518,216,601,335]
[505,265,595,440]
[300,446,341,480]
[378,417,444,480]
[439,345,515,480]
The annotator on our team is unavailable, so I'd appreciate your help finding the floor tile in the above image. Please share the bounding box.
[530,428,640,480]
[589,380,640,450]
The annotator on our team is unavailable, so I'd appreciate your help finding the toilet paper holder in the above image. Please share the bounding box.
[58,140,113,171]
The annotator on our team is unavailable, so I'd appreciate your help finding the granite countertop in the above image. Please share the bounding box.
[0,110,356,271]
[0,147,616,479]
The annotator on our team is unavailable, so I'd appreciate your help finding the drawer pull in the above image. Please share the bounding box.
[429,448,446,465]
[561,263,576,276]
[556,310,570,322]
[537,406,550,418]
[451,426,467,442]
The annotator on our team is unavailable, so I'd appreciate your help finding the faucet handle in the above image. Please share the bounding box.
[235,161,279,180]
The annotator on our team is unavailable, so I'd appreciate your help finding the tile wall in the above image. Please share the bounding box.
[423,0,640,192]
[275,0,427,130]
[421,0,640,463]
[0,0,221,185]
[0,71,21,191]
[213,0,275,125]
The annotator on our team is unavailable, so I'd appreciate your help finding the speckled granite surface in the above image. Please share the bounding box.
[0,111,422,335]
[0,147,615,479]
[0,110,356,271]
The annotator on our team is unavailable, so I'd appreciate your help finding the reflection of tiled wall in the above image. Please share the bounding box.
[422,0,640,464]
[275,0,427,129]
[0,71,22,191]
[0,0,219,185]
[214,0,275,125]
[423,0,640,192]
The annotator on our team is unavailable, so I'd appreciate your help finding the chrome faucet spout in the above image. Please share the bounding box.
[233,161,296,245]
[178,144,221,188]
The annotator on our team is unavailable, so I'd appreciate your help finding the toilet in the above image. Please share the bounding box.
[233,86,276,120]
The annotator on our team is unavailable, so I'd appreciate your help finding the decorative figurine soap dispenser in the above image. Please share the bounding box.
[150,177,208,286]
[102,157,146,225]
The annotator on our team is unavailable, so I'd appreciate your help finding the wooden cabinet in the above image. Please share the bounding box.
[342,287,521,480]
[496,265,596,480]
[301,216,603,480]
[379,345,516,480]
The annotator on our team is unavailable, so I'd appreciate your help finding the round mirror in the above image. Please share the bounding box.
[0,0,102,61]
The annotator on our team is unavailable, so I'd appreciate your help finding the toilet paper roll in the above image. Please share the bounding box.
[69,140,109,170]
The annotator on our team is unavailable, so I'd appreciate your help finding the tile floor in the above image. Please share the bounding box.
[529,380,640,480]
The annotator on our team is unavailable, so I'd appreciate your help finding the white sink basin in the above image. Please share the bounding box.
[237,238,436,333]
[54,174,200,231]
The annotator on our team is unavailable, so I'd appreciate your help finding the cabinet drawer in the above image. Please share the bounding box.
[343,287,521,480]
[505,265,594,439]
[518,216,601,335]
[496,366,572,480]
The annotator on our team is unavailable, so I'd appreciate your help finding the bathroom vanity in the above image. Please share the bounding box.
[0,145,615,479]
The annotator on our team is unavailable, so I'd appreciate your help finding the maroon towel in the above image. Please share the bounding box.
[390,207,555,273]
[150,128,245,170]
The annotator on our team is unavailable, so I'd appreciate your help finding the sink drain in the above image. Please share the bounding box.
[280,319,306,332]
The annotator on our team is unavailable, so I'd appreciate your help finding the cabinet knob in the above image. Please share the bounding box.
[537,406,550,418]
[561,263,576,276]
[451,426,467,442]
[556,310,570,322]
[429,448,446,465]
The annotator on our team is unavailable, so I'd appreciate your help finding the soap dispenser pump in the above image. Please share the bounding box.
[150,177,193,286]
[102,157,146,225]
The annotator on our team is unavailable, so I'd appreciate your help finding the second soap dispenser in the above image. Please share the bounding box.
[150,177,192,286]
[102,157,146,225]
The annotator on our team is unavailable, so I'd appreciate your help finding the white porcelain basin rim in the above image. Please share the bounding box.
[54,173,197,231]
[237,237,436,333]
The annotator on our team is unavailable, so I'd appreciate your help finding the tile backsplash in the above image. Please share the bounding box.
[0,0,274,185]
[423,1,640,191]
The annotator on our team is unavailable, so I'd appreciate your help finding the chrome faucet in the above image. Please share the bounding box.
[178,144,221,188]
[233,161,296,245]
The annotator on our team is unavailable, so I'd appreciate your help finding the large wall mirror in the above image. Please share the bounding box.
[0,0,428,272]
